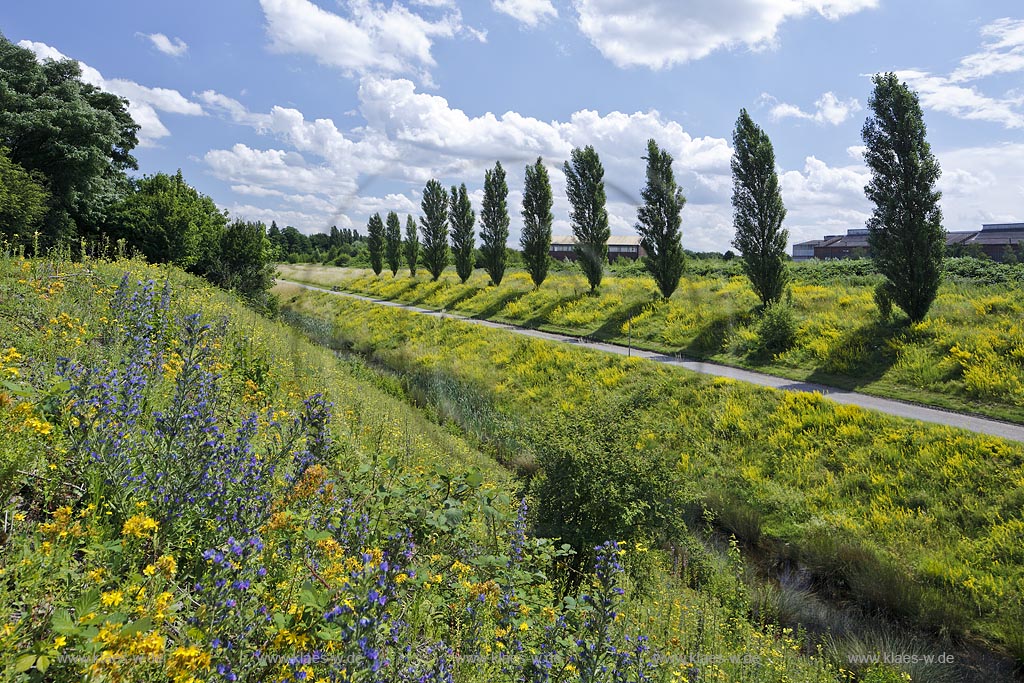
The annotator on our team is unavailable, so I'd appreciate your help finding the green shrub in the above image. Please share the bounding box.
[756,301,796,355]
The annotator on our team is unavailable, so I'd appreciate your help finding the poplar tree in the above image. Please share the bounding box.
[449,183,476,283]
[479,161,510,286]
[420,179,449,280]
[384,210,402,276]
[404,214,419,277]
[636,139,686,299]
[520,157,553,288]
[862,72,945,322]
[564,146,609,292]
[366,212,384,276]
[730,109,788,307]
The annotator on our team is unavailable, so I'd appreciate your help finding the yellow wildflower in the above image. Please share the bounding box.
[123,513,159,538]
[100,590,124,607]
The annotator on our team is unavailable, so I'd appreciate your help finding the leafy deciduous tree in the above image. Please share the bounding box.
[113,170,225,272]
[480,161,510,286]
[211,219,274,306]
[420,180,449,280]
[520,157,553,288]
[0,35,139,246]
[862,72,945,323]
[730,109,788,307]
[564,146,609,292]
[636,139,686,299]
[448,184,475,283]
[0,146,49,245]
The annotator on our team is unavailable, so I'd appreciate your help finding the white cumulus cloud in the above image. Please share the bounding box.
[492,0,558,27]
[950,18,1024,82]
[141,33,189,57]
[572,0,878,69]
[764,92,861,125]
[258,0,469,85]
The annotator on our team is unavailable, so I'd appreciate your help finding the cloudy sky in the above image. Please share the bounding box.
[5,1,1023,251]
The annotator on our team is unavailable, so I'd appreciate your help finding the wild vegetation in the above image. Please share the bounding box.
[277,284,1024,669]
[276,259,1024,424]
[1,250,879,682]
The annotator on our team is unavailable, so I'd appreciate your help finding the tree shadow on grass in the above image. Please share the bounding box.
[682,309,754,359]
[804,317,904,390]
[406,280,448,305]
[471,289,529,320]
[592,298,657,342]
[518,291,586,329]
[438,286,482,311]
[379,277,420,300]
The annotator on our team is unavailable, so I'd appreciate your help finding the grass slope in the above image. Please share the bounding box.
[278,283,1024,663]
[276,262,1024,425]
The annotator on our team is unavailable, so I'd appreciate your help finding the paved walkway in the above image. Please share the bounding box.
[280,279,1024,443]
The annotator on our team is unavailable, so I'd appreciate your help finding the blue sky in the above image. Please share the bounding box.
[4,0,1022,251]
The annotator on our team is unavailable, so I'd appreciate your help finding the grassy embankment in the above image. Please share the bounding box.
[276,260,1024,425]
[1,253,854,683]
[278,283,1024,671]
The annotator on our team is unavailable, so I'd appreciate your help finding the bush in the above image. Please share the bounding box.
[756,301,796,355]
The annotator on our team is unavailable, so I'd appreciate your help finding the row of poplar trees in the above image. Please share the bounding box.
[362,71,944,322]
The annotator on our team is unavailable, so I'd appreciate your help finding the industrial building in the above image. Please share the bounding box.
[792,223,1024,262]
[549,235,646,262]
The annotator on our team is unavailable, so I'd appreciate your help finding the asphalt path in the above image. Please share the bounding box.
[279,279,1024,444]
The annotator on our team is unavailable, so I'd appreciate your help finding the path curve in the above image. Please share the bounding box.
[279,279,1024,444]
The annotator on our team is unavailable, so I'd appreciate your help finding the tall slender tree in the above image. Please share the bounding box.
[636,139,686,299]
[480,161,510,286]
[564,146,609,292]
[420,179,449,280]
[384,210,402,276]
[862,72,945,323]
[449,183,476,283]
[404,214,420,277]
[366,212,385,276]
[730,109,788,307]
[520,157,553,288]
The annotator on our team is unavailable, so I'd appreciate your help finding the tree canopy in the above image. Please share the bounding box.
[404,214,419,277]
[367,213,385,276]
[521,158,554,289]
[636,139,686,299]
[113,170,225,272]
[862,72,945,323]
[449,183,476,283]
[731,109,788,307]
[564,146,609,292]
[0,146,49,244]
[0,33,139,248]
[384,211,402,276]
[479,161,510,286]
[420,179,449,280]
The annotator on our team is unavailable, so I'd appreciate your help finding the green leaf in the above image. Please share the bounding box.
[36,655,50,673]
[303,528,332,542]
[317,626,344,641]
[0,380,35,397]
[466,470,484,488]
[52,609,81,636]
[120,617,153,637]
[14,654,36,673]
